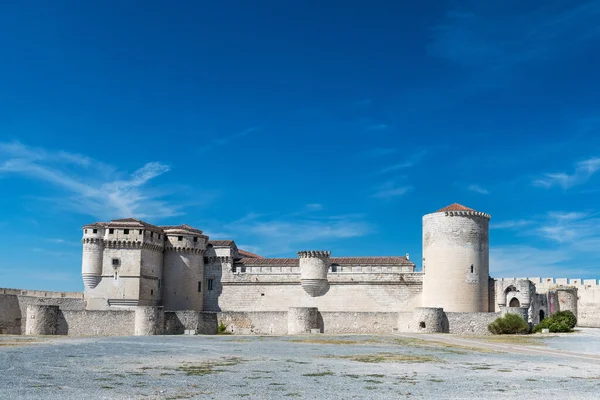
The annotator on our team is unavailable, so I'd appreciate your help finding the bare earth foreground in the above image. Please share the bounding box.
[1,329,600,399]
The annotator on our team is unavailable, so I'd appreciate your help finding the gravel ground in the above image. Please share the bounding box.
[1,330,600,399]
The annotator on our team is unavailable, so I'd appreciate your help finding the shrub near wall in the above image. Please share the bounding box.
[488,314,530,335]
[533,311,577,333]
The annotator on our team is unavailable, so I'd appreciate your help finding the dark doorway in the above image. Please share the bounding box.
[539,310,545,321]
[509,297,520,307]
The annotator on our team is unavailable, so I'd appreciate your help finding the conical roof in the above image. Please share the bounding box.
[436,203,475,212]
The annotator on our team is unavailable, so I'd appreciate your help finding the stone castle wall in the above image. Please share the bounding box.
[209,273,423,313]
[496,278,600,327]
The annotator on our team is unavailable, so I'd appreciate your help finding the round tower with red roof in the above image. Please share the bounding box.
[422,203,491,312]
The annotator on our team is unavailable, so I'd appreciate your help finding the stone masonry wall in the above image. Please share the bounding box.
[0,293,86,334]
[320,312,399,334]
[212,276,423,313]
[57,310,135,336]
[217,311,288,335]
[444,312,498,335]
[496,278,600,327]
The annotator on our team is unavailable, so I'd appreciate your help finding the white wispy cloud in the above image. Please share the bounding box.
[377,150,427,175]
[533,157,600,189]
[490,219,532,230]
[364,148,396,158]
[492,209,600,277]
[197,127,259,153]
[429,1,600,70]
[467,184,489,195]
[207,208,373,256]
[366,123,389,131]
[372,181,412,199]
[0,141,185,220]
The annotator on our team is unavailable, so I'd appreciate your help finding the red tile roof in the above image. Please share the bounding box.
[436,203,475,212]
[236,256,412,267]
[238,249,263,258]
[208,240,235,247]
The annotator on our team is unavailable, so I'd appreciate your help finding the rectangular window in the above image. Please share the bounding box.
[197,281,202,292]
[150,289,154,296]
[109,228,114,234]
[150,232,153,238]
[158,279,161,288]
[232,264,237,273]
[124,229,129,235]
[158,234,161,239]
[178,236,183,241]
[208,279,214,291]
[92,229,97,234]
[84,229,87,233]
[112,258,120,266]
[193,237,198,243]
[139,229,142,234]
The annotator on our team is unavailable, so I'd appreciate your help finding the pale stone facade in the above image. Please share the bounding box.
[1,202,598,337]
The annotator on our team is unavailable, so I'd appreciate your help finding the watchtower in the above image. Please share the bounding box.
[422,203,491,312]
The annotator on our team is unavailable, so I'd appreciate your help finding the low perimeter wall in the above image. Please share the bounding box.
[217,310,500,335]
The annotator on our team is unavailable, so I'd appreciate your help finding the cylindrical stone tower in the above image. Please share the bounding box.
[288,307,320,334]
[162,225,207,311]
[423,203,491,312]
[298,251,330,297]
[26,305,59,335]
[412,307,445,333]
[81,224,105,289]
[556,288,578,317]
[134,306,163,336]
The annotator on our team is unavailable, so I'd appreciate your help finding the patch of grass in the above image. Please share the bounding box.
[328,353,441,364]
[525,378,537,382]
[365,386,378,390]
[111,373,126,378]
[100,385,114,389]
[269,383,286,386]
[343,374,360,379]
[471,366,492,370]
[289,339,358,345]
[469,335,547,346]
[429,379,444,383]
[367,374,385,378]
[303,371,334,377]
[497,369,512,373]
[496,389,507,392]
[178,357,244,376]
[364,379,383,384]
[285,359,309,364]
[284,393,301,397]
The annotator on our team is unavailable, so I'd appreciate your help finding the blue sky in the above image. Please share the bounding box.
[1,0,599,291]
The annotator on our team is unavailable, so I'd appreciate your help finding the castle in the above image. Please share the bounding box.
[1,203,598,336]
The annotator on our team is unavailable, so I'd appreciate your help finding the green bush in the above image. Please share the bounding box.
[532,310,577,333]
[217,321,229,334]
[488,313,530,335]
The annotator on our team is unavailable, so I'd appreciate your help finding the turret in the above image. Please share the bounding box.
[422,203,491,312]
[82,223,106,289]
[161,225,207,311]
[298,250,330,297]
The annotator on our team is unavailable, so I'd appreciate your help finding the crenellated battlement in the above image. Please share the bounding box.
[297,250,331,259]
[495,277,600,288]
[442,210,491,220]
[164,246,205,255]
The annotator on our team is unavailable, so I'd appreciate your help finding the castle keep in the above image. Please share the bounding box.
[1,203,598,336]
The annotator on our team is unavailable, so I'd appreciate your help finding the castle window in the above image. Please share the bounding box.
[509,298,520,307]
[109,228,114,234]
[150,289,153,296]
[178,236,183,241]
[470,264,474,273]
[232,264,237,273]
[139,229,142,234]
[114,271,118,281]
[92,229,97,234]
[84,229,87,234]
[124,229,129,235]
[208,279,214,291]
[150,232,153,238]
[193,237,198,243]
[158,234,161,239]
[112,258,120,266]
[197,281,202,292]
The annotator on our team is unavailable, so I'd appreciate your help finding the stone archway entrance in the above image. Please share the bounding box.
[509,297,520,307]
